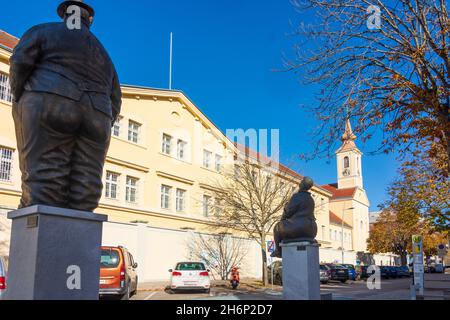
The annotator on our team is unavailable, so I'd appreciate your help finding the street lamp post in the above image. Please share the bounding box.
[341,206,355,264]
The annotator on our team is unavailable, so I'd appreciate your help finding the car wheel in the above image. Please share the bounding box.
[121,284,131,300]
[340,280,347,283]
[132,278,138,296]
[204,289,211,294]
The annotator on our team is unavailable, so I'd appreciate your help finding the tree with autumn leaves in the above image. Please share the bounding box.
[287,0,450,175]
[368,155,449,265]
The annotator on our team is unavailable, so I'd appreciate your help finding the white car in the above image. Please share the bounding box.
[169,262,211,293]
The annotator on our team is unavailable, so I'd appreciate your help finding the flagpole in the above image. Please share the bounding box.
[169,32,173,90]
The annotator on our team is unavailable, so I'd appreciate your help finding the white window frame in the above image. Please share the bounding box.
[176,189,186,212]
[177,139,187,160]
[162,134,172,155]
[0,73,12,104]
[203,195,211,217]
[0,147,13,182]
[128,120,141,144]
[203,150,212,169]
[112,116,123,137]
[161,185,172,210]
[105,171,120,199]
[215,154,222,172]
[126,176,139,203]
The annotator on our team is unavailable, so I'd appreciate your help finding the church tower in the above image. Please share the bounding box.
[336,120,363,189]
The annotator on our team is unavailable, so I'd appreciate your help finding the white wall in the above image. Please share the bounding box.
[102,222,263,282]
[0,208,12,257]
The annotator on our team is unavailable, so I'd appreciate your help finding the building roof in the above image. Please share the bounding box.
[235,143,303,180]
[234,143,333,196]
[321,183,356,200]
[336,119,361,154]
[0,30,18,50]
[329,211,352,228]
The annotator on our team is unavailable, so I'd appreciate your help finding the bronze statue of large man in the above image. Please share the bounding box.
[9,1,122,212]
[271,177,318,258]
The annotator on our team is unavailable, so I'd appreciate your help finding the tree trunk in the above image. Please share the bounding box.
[440,99,450,175]
[260,235,268,286]
[400,251,408,266]
[261,247,268,286]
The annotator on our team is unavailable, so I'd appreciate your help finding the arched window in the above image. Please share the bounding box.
[344,156,350,169]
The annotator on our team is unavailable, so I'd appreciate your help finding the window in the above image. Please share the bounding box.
[0,147,13,182]
[0,73,12,103]
[162,134,172,155]
[329,230,333,241]
[322,226,326,239]
[344,156,350,169]
[203,150,212,168]
[203,195,211,217]
[215,155,222,172]
[126,176,138,203]
[176,189,186,212]
[334,230,337,241]
[112,116,122,137]
[177,139,187,160]
[128,120,141,143]
[105,171,119,199]
[339,231,342,241]
[161,185,171,209]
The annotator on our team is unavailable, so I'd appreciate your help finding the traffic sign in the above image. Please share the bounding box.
[412,235,424,296]
[267,240,275,253]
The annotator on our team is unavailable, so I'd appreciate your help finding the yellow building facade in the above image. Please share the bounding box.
[0,29,396,280]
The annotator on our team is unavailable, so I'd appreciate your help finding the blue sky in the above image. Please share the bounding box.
[1,0,400,210]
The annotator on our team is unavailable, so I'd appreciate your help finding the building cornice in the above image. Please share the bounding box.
[106,156,150,173]
[156,171,195,185]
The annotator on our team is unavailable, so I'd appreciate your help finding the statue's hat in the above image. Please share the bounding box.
[57,0,95,19]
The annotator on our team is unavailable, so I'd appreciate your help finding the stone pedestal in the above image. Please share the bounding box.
[281,241,321,300]
[4,205,107,300]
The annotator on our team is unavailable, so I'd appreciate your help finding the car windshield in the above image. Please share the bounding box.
[176,263,206,271]
[100,249,120,268]
[320,265,329,270]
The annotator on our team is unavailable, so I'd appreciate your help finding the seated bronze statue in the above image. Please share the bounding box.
[271,177,317,258]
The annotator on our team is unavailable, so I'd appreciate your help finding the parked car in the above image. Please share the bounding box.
[0,256,7,299]
[325,264,349,283]
[169,262,211,293]
[395,266,410,278]
[380,266,390,279]
[99,246,138,300]
[268,261,283,286]
[386,266,398,278]
[320,264,330,284]
[342,264,358,281]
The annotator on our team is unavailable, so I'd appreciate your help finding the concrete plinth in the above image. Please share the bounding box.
[4,205,107,300]
[281,241,321,300]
